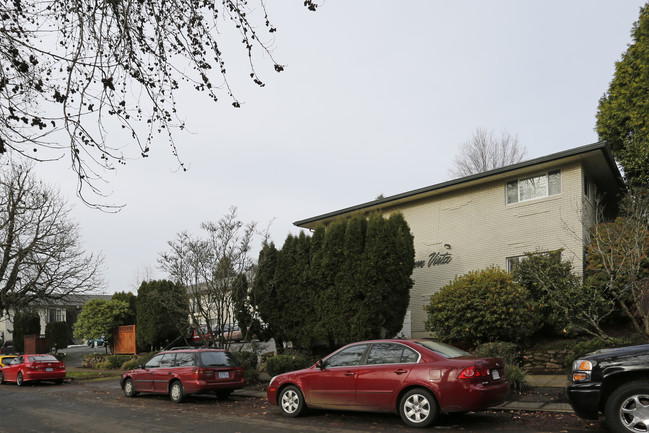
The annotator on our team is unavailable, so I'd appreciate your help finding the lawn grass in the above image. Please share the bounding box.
[66,369,122,381]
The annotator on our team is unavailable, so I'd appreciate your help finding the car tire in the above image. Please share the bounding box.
[399,388,438,428]
[54,379,64,385]
[605,380,649,433]
[169,380,185,404]
[123,377,138,397]
[16,372,24,387]
[278,385,306,417]
[0,371,4,384]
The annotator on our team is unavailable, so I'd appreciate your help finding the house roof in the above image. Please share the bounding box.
[294,141,625,229]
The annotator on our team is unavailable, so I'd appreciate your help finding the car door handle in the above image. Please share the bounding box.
[344,371,355,376]
[394,369,408,375]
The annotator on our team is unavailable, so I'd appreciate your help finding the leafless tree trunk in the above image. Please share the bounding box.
[450,128,527,178]
[0,158,104,315]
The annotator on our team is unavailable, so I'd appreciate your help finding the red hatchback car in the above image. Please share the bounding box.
[0,354,66,386]
[267,339,509,428]
[120,347,245,403]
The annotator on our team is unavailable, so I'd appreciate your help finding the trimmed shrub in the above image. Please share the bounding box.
[96,360,112,370]
[45,321,68,351]
[13,312,41,353]
[505,365,532,393]
[107,355,132,369]
[473,341,520,366]
[424,267,540,346]
[564,337,630,369]
[266,354,310,377]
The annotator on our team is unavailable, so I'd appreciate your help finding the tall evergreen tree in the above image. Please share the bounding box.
[597,3,649,185]
[136,280,188,350]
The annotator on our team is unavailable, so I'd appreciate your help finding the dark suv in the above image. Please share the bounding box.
[566,343,649,433]
[120,347,245,403]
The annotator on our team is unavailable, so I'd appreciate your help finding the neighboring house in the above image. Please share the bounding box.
[0,294,112,343]
[294,142,625,339]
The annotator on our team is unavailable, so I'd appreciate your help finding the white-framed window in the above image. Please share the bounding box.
[506,255,526,273]
[506,170,561,205]
[48,309,64,323]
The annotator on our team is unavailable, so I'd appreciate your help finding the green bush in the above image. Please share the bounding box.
[231,351,258,369]
[564,337,630,369]
[96,360,112,370]
[266,354,310,377]
[107,355,132,369]
[473,341,520,366]
[424,267,540,346]
[505,365,532,393]
[45,322,68,351]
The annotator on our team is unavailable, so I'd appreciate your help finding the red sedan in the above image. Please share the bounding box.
[267,339,509,428]
[0,354,66,386]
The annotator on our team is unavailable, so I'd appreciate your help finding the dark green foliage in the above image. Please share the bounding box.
[13,311,41,353]
[45,321,68,351]
[514,250,577,335]
[251,242,282,346]
[424,267,540,346]
[266,354,311,376]
[563,337,631,369]
[473,341,520,366]
[111,291,137,325]
[231,350,259,383]
[136,280,188,350]
[251,213,415,351]
[73,299,130,348]
[597,4,649,185]
[107,355,132,369]
[121,352,159,371]
[505,365,532,393]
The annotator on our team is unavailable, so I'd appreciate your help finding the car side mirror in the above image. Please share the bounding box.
[316,359,327,370]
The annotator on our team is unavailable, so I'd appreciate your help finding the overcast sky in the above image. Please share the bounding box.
[31,1,647,294]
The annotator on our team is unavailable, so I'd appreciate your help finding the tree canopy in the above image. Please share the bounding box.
[252,213,415,351]
[73,298,131,349]
[597,3,649,185]
[0,160,103,315]
[0,1,317,202]
[136,280,188,350]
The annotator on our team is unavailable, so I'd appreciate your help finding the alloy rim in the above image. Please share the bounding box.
[620,394,649,432]
[281,390,299,414]
[171,384,181,400]
[404,393,431,423]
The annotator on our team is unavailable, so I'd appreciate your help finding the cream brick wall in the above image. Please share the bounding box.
[385,161,593,338]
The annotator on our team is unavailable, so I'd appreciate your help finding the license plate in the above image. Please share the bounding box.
[491,369,500,380]
[46,368,53,372]
[219,372,229,379]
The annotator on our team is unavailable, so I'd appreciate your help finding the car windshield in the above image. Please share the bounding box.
[30,355,58,362]
[416,341,471,359]
[200,351,240,367]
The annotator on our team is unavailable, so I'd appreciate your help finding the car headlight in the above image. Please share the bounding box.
[572,359,596,382]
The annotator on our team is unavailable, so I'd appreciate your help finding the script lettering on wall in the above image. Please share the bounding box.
[414,252,453,269]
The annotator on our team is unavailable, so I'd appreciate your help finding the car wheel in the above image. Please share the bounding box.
[0,371,4,384]
[399,388,438,428]
[123,377,138,397]
[278,385,306,417]
[54,379,64,385]
[169,381,185,403]
[16,372,24,387]
[605,380,649,433]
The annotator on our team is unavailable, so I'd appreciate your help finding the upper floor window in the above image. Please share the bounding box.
[506,170,561,204]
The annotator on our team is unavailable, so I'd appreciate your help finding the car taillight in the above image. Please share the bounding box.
[458,366,490,379]
[192,367,204,379]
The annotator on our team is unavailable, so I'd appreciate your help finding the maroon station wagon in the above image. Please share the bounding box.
[120,347,245,403]
[267,339,509,428]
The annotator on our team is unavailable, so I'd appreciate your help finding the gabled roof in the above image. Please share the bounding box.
[294,142,624,229]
